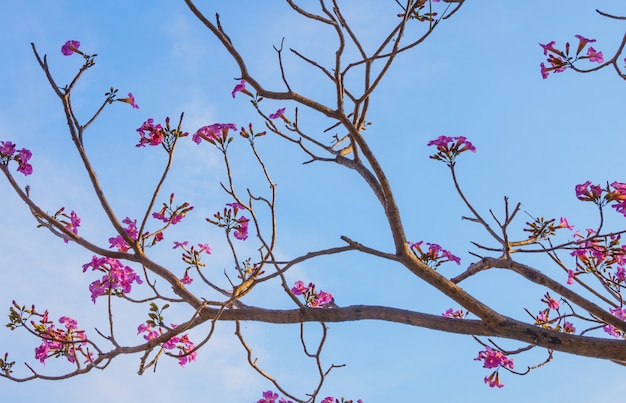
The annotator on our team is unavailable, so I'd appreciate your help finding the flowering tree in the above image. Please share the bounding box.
[1,1,626,401]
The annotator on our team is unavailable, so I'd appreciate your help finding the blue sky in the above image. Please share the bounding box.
[1,1,625,402]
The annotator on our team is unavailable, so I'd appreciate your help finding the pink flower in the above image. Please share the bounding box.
[563,321,576,334]
[0,141,16,156]
[540,62,550,79]
[118,93,139,109]
[226,202,245,214]
[15,148,33,176]
[609,307,626,321]
[197,243,211,254]
[575,181,603,202]
[269,107,286,120]
[86,258,142,303]
[136,118,163,147]
[69,210,81,230]
[113,217,138,248]
[161,336,180,350]
[61,40,81,56]
[258,391,279,403]
[232,80,251,98]
[604,324,621,338]
[587,47,604,63]
[152,211,168,222]
[613,201,626,217]
[173,241,188,249]
[484,371,504,388]
[291,280,309,296]
[233,216,249,240]
[427,135,454,148]
[192,123,238,144]
[316,290,334,306]
[574,34,596,55]
[63,210,81,243]
[612,181,626,198]
[427,135,475,166]
[409,240,460,268]
[475,346,514,370]
[34,343,49,364]
[441,248,461,265]
[137,323,160,341]
[180,272,193,285]
[109,235,129,252]
[59,316,78,330]
[82,255,106,272]
[110,218,138,250]
[567,269,575,285]
[542,292,560,310]
[539,41,557,56]
[558,217,573,230]
[137,323,151,334]
[442,308,465,319]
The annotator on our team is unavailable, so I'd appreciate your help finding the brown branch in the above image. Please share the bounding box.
[190,304,626,362]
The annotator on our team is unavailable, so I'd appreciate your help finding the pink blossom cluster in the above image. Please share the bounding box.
[172,241,212,285]
[0,140,33,175]
[523,216,573,241]
[192,123,238,144]
[427,135,475,166]
[569,229,626,285]
[256,391,362,403]
[534,292,575,333]
[408,240,460,269]
[136,117,187,148]
[152,193,194,226]
[474,346,514,388]
[291,281,334,308]
[137,323,197,367]
[207,202,250,240]
[108,217,139,252]
[256,391,292,403]
[82,256,143,303]
[33,313,90,366]
[136,118,163,146]
[539,35,603,79]
[442,308,465,319]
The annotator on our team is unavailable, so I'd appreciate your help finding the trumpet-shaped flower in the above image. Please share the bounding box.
[118,93,139,109]
[61,40,81,56]
[587,47,604,63]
